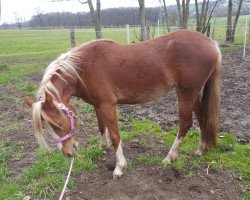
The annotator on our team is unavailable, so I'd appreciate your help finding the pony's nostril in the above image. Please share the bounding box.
[73,144,78,151]
[66,153,73,158]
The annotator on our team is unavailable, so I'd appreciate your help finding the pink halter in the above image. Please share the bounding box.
[39,96,79,143]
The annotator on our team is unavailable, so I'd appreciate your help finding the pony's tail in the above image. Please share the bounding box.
[201,48,221,146]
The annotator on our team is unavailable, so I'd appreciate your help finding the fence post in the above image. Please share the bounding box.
[126,24,130,44]
[70,28,76,48]
[157,19,160,37]
[146,20,151,40]
[248,21,250,46]
[243,18,247,60]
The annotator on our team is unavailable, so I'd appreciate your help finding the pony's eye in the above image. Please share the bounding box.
[58,122,63,128]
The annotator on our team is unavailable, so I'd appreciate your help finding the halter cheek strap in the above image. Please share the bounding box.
[39,97,79,143]
[53,103,79,144]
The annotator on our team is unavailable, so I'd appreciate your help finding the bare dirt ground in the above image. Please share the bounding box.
[0,49,249,199]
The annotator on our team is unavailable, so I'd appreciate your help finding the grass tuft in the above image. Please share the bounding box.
[0,64,8,70]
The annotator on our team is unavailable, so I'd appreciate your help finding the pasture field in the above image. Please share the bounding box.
[0,16,249,199]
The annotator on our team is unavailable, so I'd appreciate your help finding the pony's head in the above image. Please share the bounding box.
[25,50,84,157]
[25,93,79,157]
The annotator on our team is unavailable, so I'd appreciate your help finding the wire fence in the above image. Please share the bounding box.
[0,22,249,60]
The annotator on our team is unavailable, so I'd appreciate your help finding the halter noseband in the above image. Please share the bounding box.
[39,96,79,143]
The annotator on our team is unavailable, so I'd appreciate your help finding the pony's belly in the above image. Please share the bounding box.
[117,87,172,104]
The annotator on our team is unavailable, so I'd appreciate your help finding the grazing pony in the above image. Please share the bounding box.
[25,29,221,179]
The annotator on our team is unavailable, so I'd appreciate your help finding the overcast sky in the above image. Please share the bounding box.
[0,0,178,25]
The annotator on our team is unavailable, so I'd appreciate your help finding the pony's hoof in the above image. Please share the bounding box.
[195,149,203,156]
[113,172,123,179]
[162,157,172,164]
[113,169,124,179]
[113,165,127,179]
[163,153,178,164]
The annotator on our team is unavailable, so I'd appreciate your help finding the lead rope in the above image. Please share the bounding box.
[59,156,75,200]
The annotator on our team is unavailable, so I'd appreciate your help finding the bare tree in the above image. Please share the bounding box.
[176,0,190,29]
[49,0,102,39]
[14,12,24,29]
[138,0,146,41]
[195,0,220,34]
[226,0,244,42]
[158,0,170,32]
[34,8,44,27]
[79,0,102,39]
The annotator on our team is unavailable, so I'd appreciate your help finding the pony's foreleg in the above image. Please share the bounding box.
[97,104,127,179]
[163,91,196,164]
[95,107,110,148]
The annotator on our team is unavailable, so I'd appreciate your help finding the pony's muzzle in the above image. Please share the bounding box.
[65,153,74,158]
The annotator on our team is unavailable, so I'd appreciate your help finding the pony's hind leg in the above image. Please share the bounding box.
[194,95,208,156]
[96,104,127,179]
[95,107,110,148]
[163,90,197,164]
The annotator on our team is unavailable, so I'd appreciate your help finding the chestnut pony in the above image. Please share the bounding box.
[26,30,221,179]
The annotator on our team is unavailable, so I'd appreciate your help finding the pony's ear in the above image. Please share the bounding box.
[25,97,34,107]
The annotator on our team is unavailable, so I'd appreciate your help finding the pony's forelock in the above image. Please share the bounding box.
[32,101,49,148]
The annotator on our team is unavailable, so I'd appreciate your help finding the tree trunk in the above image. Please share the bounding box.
[195,0,219,35]
[176,0,190,29]
[138,0,146,41]
[201,0,209,34]
[232,0,244,42]
[226,0,233,42]
[162,0,170,32]
[195,0,200,31]
[79,0,102,39]
[183,0,190,28]
[176,0,183,28]
[88,0,102,39]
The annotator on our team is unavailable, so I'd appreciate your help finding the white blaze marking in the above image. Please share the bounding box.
[47,125,63,150]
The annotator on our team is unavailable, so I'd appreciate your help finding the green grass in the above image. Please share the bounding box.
[18,81,37,97]
[78,103,94,114]
[0,122,22,135]
[0,64,8,70]
[121,119,163,141]
[137,155,163,166]
[0,143,104,200]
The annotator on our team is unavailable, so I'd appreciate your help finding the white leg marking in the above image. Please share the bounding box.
[113,141,127,179]
[195,135,207,156]
[101,129,110,148]
[163,137,183,164]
